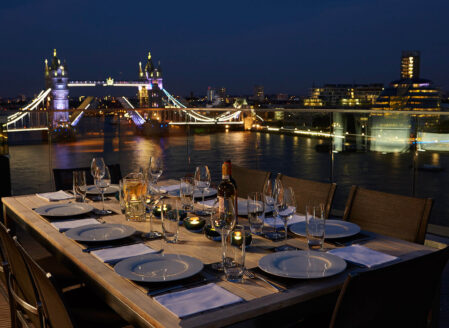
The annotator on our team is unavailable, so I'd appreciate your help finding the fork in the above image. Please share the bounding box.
[244,270,286,292]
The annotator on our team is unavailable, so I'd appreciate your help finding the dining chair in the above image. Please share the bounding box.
[278,174,336,219]
[0,222,44,328]
[329,246,449,328]
[53,163,122,191]
[343,186,432,244]
[231,165,270,199]
[14,236,133,328]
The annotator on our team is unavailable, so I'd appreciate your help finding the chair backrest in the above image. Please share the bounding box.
[53,164,122,190]
[0,222,43,328]
[279,174,336,219]
[330,246,449,328]
[0,236,9,291]
[15,239,75,328]
[343,186,432,244]
[231,165,270,199]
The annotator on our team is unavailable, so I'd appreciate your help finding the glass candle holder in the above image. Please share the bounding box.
[183,216,206,232]
[204,224,221,241]
[231,230,252,247]
[153,204,172,218]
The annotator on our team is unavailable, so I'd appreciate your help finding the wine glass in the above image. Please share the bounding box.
[149,156,163,185]
[263,177,283,240]
[211,199,237,270]
[95,166,111,215]
[90,157,106,181]
[143,182,163,239]
[194,165,211,214]
[272,177,285,240]
[276,187,296,242]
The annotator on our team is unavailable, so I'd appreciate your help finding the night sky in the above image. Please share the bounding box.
[1,0,448,97]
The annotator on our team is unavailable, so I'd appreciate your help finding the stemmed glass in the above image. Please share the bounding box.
[95,166,112,215]
[149,156,163,185]
[263,177,283,240]
[194,165,211,214]
[90,157,105,182]
[211,199,237,271]
[275,186,296,242]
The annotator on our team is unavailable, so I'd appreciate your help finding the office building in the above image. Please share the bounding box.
[304,84,383,108]
[401,51,420,80]
[374,51,440,111]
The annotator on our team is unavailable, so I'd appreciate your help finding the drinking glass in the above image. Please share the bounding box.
[144,182,163,239]
[149,156,163,184]
[247,192,265,235]
[264,177,283,240]
[276,187,296,242]
[194,165,211,214]
[123,173,146,221]
[118,179,126,214]
[90,157,106,181]
[211,199,237,271]
[223,225,245,282]
[305,203,326,250]
[180,177,194,212]
[161,200,180,244]
[73,171,87,203]
[95,166,111,215]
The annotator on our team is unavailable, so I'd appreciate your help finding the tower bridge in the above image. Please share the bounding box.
[4,49,245,133]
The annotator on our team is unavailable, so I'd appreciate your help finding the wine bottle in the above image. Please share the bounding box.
[217,162,237,223]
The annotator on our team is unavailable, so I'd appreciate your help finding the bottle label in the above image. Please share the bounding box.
[222,175,229,180]
[218,196,234,215]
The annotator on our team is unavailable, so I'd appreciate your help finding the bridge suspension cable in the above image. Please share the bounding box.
[162,88,242,123]
[4,89,51,129]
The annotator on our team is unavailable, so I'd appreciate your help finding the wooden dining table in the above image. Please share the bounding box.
[1,180,437,328]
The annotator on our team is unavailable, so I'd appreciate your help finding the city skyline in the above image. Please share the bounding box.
[1,0,449,97]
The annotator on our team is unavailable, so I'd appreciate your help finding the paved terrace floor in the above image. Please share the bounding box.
[0,228,448,327]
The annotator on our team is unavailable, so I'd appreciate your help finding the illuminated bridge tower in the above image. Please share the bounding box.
[139,51,164,108]
[45,49,69,124]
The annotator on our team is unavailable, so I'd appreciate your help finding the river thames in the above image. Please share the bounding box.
[7,116,449,228]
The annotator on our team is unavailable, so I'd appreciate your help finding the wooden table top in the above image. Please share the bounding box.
[1,181,436,328]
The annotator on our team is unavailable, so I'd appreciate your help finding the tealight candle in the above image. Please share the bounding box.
[231,230,252,247]
[184,217,206,232]
[204,224,221,241]
[153,204,172,217]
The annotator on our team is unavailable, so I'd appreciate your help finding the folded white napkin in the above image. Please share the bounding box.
[198,199,218,208]
[36,190,74,201]
[159,184,180,193]
[92,244,158,264]
[328,245,399,268]
[154,283,242,318]
[264,214,305,228]
[51,218,100,232]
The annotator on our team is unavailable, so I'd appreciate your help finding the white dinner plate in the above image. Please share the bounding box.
[258,250,347,279]
[34,203,94,217]
[65,223,136,242]
[289,219,361,239]
[85,184,120,195]
[114,253,204,283]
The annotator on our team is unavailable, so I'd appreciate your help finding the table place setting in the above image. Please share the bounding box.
[36,190,75,201]
[33,203,95,217]
[327,245,399,268]
[154,283,243,318]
